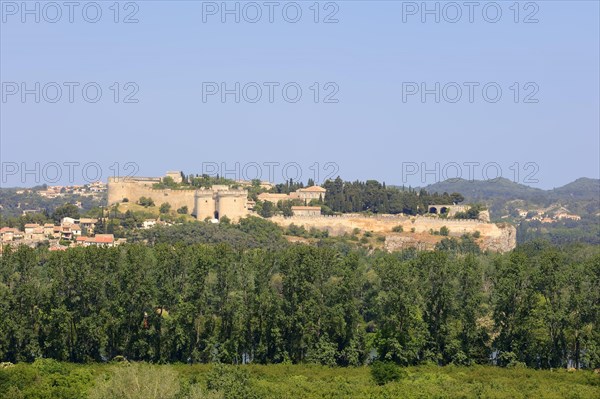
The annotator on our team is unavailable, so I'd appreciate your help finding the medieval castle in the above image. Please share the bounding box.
[107,171,250,221]
[107,171,516,252]
[108,171,331,221]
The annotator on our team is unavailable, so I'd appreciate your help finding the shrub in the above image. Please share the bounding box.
[392,225,403,233]
[177,206,188,214]
[122,198,129,203]
[160,203,172,214]
[473,230,481,238]
[455,204,485,219]
[286,223,308,237]
[206,364,258,399]
[309,227,328,238]
[138,197,155,207]
[259,201,274,218]
[89,363,180,399]
[440,226,449,236]
[370,361,404,385]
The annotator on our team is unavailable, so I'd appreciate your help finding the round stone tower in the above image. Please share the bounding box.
[194,189,216,220]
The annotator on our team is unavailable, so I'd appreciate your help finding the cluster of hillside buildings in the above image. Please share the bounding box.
[35,181,106,198]
[256,185,327,216]
[0,217,123,252]
[14,181,107,200]
[512,206,582,223]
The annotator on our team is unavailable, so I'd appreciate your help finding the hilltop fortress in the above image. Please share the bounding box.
[107,171,516,252]
[107,172,250,221]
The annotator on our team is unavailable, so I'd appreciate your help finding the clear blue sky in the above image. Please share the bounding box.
[1,1,599,189]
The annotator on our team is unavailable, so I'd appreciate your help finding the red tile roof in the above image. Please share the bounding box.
[49,246,67,251]
[92,234,114,243]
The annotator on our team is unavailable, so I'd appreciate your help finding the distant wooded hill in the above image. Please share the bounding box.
[423,177,599,215]
[420,177,599,245]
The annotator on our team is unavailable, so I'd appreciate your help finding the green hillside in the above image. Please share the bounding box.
[424,178,600,245]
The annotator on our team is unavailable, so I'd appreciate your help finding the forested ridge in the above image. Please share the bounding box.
[1,242,598,369]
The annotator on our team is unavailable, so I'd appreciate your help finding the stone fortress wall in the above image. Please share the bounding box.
[107,174,248,221]
[107,177,197,211]
[271,214,516,252]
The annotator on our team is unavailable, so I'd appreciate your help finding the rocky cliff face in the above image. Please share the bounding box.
[480,223,517,253]
[271,214,517,253]
[384,235,438,252]
[384,222,517,253]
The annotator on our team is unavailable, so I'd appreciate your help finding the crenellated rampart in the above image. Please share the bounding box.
[107,177,197,211]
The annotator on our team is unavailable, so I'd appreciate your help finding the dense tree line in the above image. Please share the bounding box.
[0,241,598,369]
[322,178,464,215]
[138,217,286,250]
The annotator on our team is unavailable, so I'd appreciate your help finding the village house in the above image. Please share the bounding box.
[257,193,291,203]
[79,218,98,234]
[22,224,45,241]
[43,223,55,236]
[61,217,78,225]
[24,223,40,235]
[89,181,106,192]
[556,212,581,221]
[290,186,327,201]
[142,219,157,229]
[0,227,17,242]
[61,224,82,240]
[49,245,67,251]
[258,186,327,205]
[22,209,40,215]
[76,234,116,247]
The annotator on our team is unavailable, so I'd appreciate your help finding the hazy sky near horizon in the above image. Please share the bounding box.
[1,0,599,189]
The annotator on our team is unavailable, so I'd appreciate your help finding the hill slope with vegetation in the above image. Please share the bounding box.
[424,178,600,245]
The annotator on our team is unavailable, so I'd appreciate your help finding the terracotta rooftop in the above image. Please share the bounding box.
[49,246,67,251]
[93,234,114,243]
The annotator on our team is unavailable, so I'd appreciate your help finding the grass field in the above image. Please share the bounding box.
[1,361,598,399]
